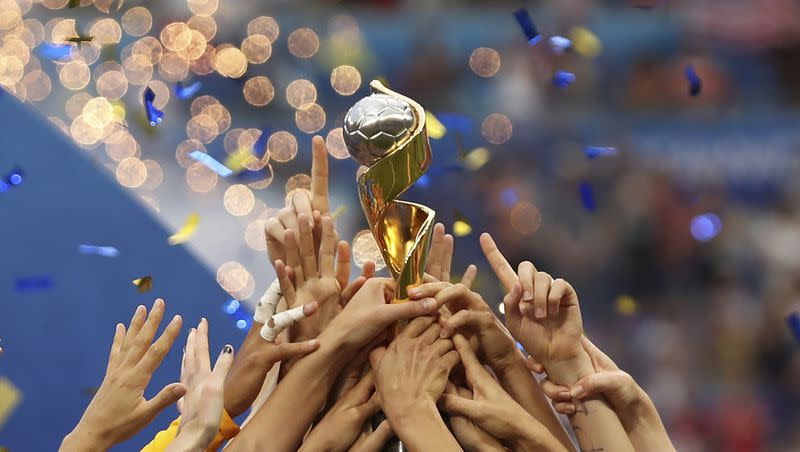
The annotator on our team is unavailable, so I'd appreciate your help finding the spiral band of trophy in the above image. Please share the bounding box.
[344,80,436,304]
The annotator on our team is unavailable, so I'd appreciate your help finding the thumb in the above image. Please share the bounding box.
[368,346,386,372]
[570,370,632,403]
[210,344,235,384]
[378,298,438,324]
[272,339,320,364]
[143,382,186,420]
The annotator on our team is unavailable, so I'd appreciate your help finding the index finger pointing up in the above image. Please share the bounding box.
[479,233,518,291]
[311,135,329,213]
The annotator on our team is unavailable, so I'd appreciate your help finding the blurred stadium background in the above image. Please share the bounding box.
[0,0,799,450]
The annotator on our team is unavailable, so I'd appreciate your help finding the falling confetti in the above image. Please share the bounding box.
[132,275,153,293]
[513,8,542,45]
[453,210,473,237]
[463,147,490,171]
[38,44,72,60]
[168,213,200,245]
[189,151,233,177]
[553,71,576,89]
[175,81,202,100]
[78,245,119,257]
[584,146,618,159]
[569,26,602,58]
[223,148,258,175]
[143,86,163,126]
[331,205,347,221]
[425,111,447,139]
[15,276,53,292]
[787,312,800,344]
[579,182,596,212]
[615,295,637,316]
[548,36,572,54]
[0,378,21,429]
[65,36,94,46]
[685,64,702,97]
[68,0,79,7]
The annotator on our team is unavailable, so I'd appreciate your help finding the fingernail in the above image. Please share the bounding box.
[423,298,437,310]
[558,391,571,399]
[308,339,320,347]
[570,385,584,398]
[408,288,421,297]
[535,307,546,319]
[440,328,450,338]
[566,403,576,414]
[222,345,233,354]
[523,291,533,300]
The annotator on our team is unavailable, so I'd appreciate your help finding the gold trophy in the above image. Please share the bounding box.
[343,80,436,305]
[343,80,436,452]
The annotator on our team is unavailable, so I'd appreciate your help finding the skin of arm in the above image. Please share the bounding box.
[479,233,635,452]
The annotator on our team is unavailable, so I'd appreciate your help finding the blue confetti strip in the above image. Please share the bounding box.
[685,64,702,97]
[553,71,576,89]
[548,36,572,54]
[78,244,119,257]
[579,182,596,211]
[513,8,542,46]
[584,146,617,159]
[15,275,53,291]
[189,150,233,177]
[38,43,72,60]
[143,86,163,126]
[174,80,202,100]
[787,312,800,344]
[252,127,270,159]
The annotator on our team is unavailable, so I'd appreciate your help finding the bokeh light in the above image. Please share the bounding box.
[247,16,279,43]
[287,27,319,59]
[22,70,51,101]
[509,202,542,235]
[243,76,274,106]
[187,0,218,16]
[481,113,512,144]
[690,213,722,242]
[187,15,217,41]
[267,131,298,162]
[285,174,311,195]
[141,159,163,190]
[285,79,316,108]
[186,161,218,192]
[215,46,247,78]
[121,7,152,37]
[224,184,255,216]
[244,219,267,251]
[106,130,140,161]
[176,139,206,168]
[325,128,350,159]
[89,18,122,46]
[469,47,501,78]
[116,157,147,188]
[186,114,219,143]
[295,103,326,133]
[216,261,250,293]
[330,65,361,95]
[241,34,271,64]
[161,22,192,52]
[352,229,386,270]
[96,70,128,100]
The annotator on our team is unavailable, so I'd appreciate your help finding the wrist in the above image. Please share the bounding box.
[61,421,114,452]
[507,415,562,452]
[544,351,594,386]
[385,398,438,431]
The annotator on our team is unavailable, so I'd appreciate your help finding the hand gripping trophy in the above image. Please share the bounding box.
[343,80,436,305]
[343,81,436,452]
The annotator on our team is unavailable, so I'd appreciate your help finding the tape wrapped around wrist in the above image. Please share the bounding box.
[254,279,281,323]
[260,304,308,341]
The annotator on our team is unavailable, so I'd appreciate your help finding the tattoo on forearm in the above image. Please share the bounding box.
[572,426,605,452]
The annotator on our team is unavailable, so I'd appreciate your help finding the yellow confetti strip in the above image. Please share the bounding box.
[425,111,447,140]
[453,210,472,237]
[223,148,258,175]
[0,377,21,429]
[331,205,347,221]
[168,213,200,245]
[132,275,153,293]
[463,147,491,171]
[569,26,602,59]
[615,295,637,316]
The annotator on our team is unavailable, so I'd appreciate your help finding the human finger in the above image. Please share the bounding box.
[426,223,446,280]
[265,217,287,265]
[297,213,318,278]
[137,314,182,379]
[440,309,494,339]
[479,233,518,291]
[540,378,572,402]
[334,240,351,290]
[275,260,296,306]
[106,323,126,373]
[318,216,336,278]
[517,261,536,306]
[532,271,553,320]
[460,264,478,289]
[581,335,619,371]
[310,135,330,213]
[124,299,166,365]
[120,305,146,358]
[283,229,305,284]
[440,234,454,283]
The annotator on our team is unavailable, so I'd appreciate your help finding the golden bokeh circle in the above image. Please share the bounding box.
[158,51,190,82]
[201,103,231,134]
[247,16,279,43]
[215,47,247,78]
[96,70,128,99]
[188,0,218,16]
[510,202,542,235]
[352,229,386,270]
[65,92,92,119]
[187,15,216,41]
[223,128,247,154]
[247,164,274,190]
[42,0,68,10]
[141,80,169,108]
[2,39,30,65]
[243,76,274,106]
[161,22,192,52]
[141,159,163,190]
[244,219,267,251]
[106,131,140,161]
[224,184,255,216]
[186,114,219,144]
[330,65,361,95]
[190,44,216,75]
[241,34,271,64]
[481,113,512,144]
[176,139,206,168]
[121,7,152,37]
[184,30,207,60]
[267,131,298,162]
[23,18,44,47]
[0,55,24,85]
[190,95,219,116]
[0,3,22,31]
[70,115,104,145]
[131,36,163,64]
[22,70,51,102]
[186,162,218,192]
[287,27,319,59]
[217,261,250,293]
[469,47,501,78]
[285,173,311,195]
[295,104,326,134]
[90,18,122,46]
[122,54,153,85]
[285,79,316,109]
[116,157,147,188]
[83,97,114,128]
[48,18,75,44]
[325,128,350,159]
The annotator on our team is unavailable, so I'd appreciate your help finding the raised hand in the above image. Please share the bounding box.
[439,335,567,452]
[166,319,234,452]
[444,383,505,452]
[424,223,477,286]
[535,337,675,452]
[265,135,331,265]
[479,233,584,369]
[61,300,185,451]
[300,371,381,452]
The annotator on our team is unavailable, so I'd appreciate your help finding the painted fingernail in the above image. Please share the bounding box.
[423,298,437,310]
[523,291,533,300]
[222,345,233,354]
[570,385,584,398]
[535,307,546,319]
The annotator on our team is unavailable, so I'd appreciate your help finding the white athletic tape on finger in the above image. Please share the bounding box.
[260,304,308,341]
[254,279,281,323]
